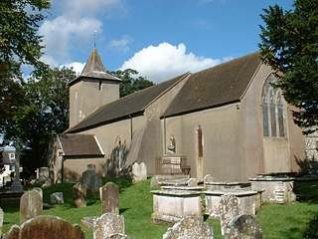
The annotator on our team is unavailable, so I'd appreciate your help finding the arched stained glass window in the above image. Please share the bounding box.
[262,75,286,138]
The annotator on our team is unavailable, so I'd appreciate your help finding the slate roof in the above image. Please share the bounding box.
[67,73,190,133]
[58,134,103,157]
[162,52,261,117]
[68,48,121,86]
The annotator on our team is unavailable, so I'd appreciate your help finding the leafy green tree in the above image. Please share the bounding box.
[112,69,154,97]
[259,0,318,134]
[6,68,75,176]
[0,0,50,78]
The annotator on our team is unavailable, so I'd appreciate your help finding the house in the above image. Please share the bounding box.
[0,145,16,187]
[50,48,305,182]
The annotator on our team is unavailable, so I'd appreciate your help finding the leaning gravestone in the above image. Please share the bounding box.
[0,207,3,236]
[93,213,125,239]
[73,183,87,208]
[100,182,119,214]
[20,190,43,223]
[81,164,102,193]
[219,194,239,236]
[227,214,262,239]
[162,216,213,239]
[19,215,85,239]
[5,225,20,239]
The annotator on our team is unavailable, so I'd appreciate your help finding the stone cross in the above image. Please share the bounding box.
[19,215,85,239]
[100,182,119,214]
[73,183,87,208]
[162,216,214,239]
[20,190,43,223]
[227,214,263,239]
[219,194,239,236]
[93,213,125,239]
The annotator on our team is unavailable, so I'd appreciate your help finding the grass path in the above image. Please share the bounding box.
[1,179,318,238]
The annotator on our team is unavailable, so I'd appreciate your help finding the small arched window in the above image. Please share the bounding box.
[262,75,286,138]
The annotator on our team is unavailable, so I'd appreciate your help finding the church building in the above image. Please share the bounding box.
[51,48,305,182]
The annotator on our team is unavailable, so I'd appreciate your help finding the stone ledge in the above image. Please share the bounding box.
[151,190,202,197]
[204,190,258,197]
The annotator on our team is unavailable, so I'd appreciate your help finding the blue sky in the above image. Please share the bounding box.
[39,0,293,82]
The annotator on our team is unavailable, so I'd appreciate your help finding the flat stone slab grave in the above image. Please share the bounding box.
[151,189,202,224]
[205,190,260,218]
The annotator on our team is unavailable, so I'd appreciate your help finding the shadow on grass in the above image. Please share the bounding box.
[303,214,318,239]
[293,180,318,203]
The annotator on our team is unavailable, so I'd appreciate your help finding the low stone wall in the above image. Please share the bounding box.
[151,190,201,223]
[249,176,296,203]
[205,190,260,218]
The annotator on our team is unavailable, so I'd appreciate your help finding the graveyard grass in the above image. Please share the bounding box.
[2,179,318,239]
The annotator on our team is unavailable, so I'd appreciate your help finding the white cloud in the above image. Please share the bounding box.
[39,16,102,65]
[109,35,133,52]
[121,42,230,82]
[62,62,86,76]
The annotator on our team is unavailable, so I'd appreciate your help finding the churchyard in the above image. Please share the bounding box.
[1,174,318,239]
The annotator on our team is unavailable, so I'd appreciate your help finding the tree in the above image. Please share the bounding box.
[0,0,50,78]
[5,67,75,176]
[259,0,318,134]
[112,69,154,97]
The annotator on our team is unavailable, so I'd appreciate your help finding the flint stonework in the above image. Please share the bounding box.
[20,190,43,223]
[100,182,119,214]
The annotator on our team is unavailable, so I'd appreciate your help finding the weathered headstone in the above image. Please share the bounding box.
[39,167,49,182]
[131,162,147,183]
[19,215,85,239]
[100,182,119,214]
[73,183,87,208]
[32,187,43,199]
[81,164,102,193]
[162,216,213,239]
[93,213,125,239]
[106,233,128,239]
[50,192,64,204]
[150,176,160,190]
[20,190,43,223]
[227,214,262,239]
[219,194,239,236]
[0,207,3,236]
[5,225,20,239]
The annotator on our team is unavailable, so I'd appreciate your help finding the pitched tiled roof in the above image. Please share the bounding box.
[58,134,103,157]
[68,48,121,86]
[67,73,190,133]
[162,52,261,117]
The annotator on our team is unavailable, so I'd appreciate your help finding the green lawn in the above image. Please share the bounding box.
[1,179,318,239]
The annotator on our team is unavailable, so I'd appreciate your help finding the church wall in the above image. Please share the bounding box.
[138,75,190,175]
[164,103,242,181]
[240,64,305,177]
[69,81,83,128]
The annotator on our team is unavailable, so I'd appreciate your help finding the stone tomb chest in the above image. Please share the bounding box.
[151,189,201,223]
[205,190,260,218]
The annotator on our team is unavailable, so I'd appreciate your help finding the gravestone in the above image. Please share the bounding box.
[20,190,43,223]
[93,213,125,239]
[81,164,102,193]
[100,182,119,214]
[162,216,213,239]
[132,162,147,183]
[50,192,64,204]
[19,215,85,239]
[227,214,262,239]
[39,167,49,182]
[219,194,239,236]
[5,225,20,239]
[0,207,3,236]
[106,234,128,239]
[73,183,87,208]
[32,187,43,199]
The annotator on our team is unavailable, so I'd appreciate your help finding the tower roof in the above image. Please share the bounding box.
[68,48,121,86]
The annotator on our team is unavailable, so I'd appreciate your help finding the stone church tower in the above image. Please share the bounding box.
[68,48,121,128]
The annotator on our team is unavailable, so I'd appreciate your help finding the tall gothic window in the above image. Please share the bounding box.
[262,75,286,138]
